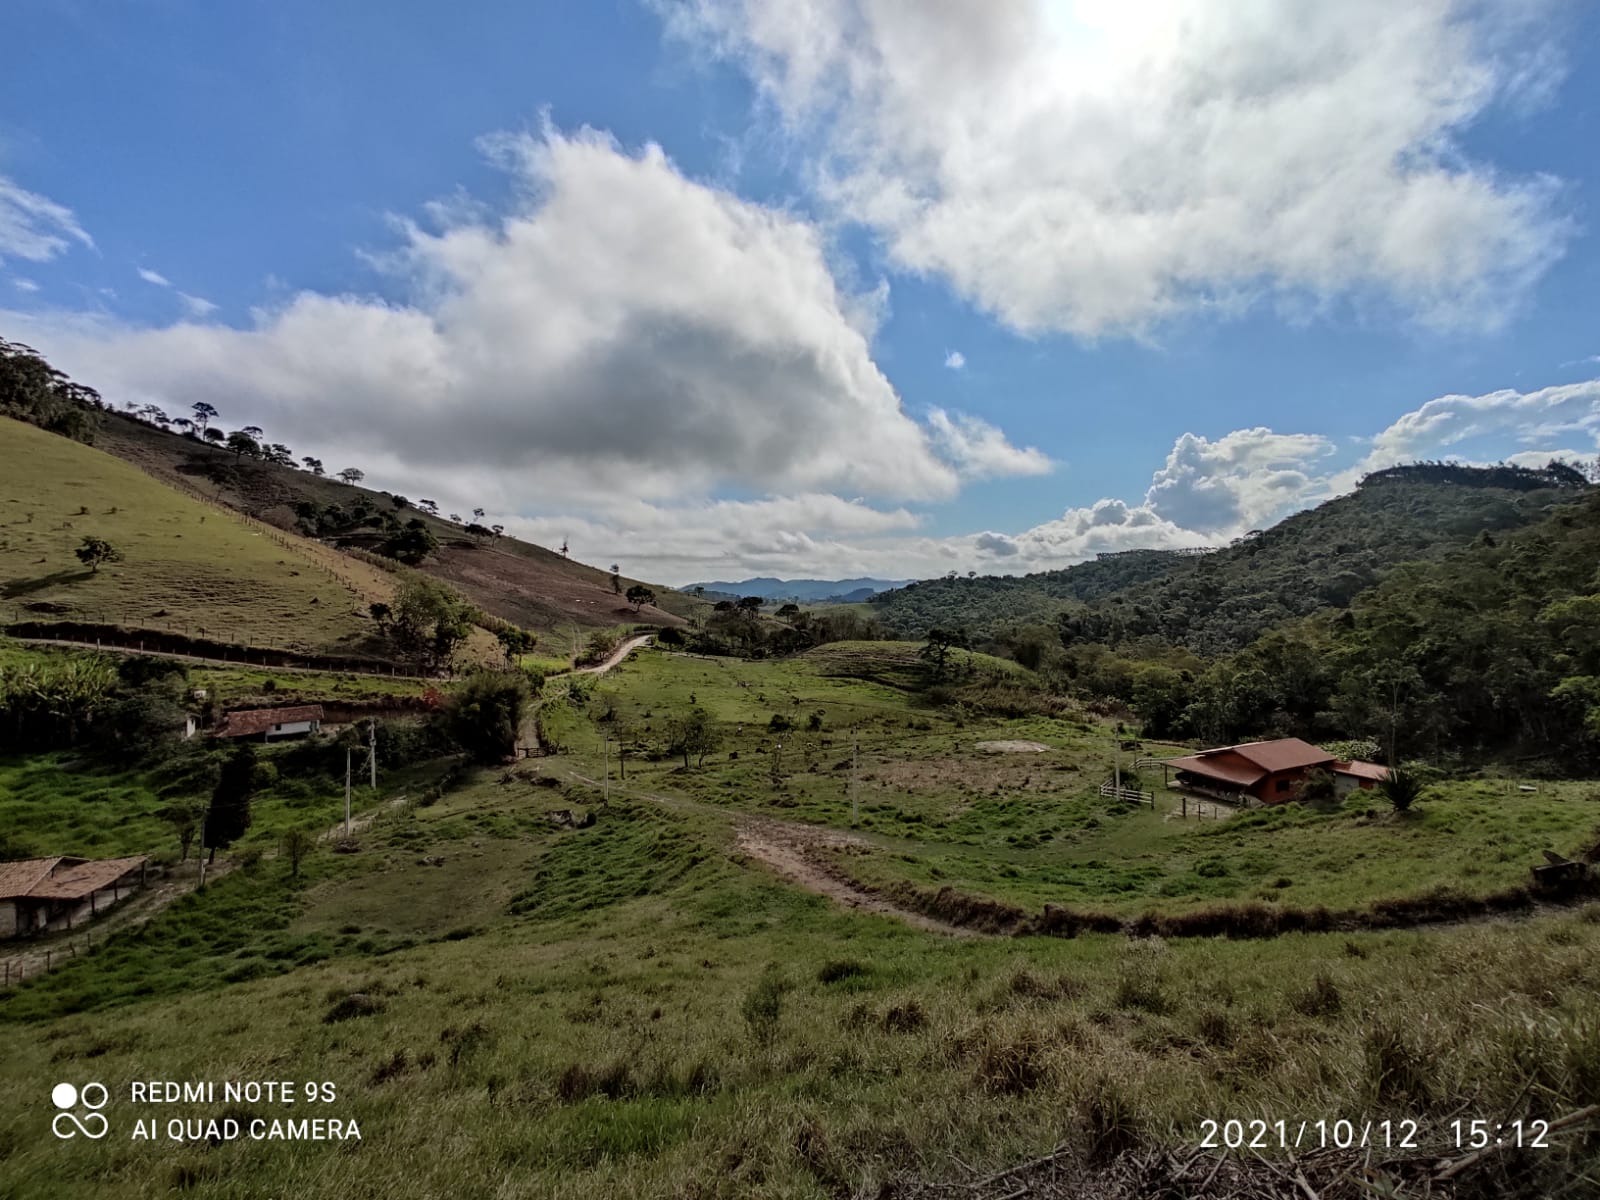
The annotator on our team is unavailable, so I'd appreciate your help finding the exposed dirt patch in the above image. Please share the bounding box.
[976,740,1051,753]
[734,817,978,937]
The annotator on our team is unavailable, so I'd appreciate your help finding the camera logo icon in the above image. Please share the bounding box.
[51,1082,109,1140]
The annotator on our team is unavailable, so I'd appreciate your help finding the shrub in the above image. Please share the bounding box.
[817,959,868,985]
[439,671,530,763]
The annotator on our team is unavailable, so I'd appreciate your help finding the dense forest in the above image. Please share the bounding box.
[872,465,1587,653]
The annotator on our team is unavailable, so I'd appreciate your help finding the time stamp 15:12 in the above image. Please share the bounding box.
[1197,1118,1553,1150]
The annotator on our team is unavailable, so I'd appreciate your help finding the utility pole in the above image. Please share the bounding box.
[344,748,352,839]
[369,719,378,790]
[602,736,610,805]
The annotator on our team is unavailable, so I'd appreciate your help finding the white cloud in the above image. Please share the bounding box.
[137,267,172,287]
[11,277,39,293]
[10,125,1041,511]
[926,407,1052,480]
[0,176,93,265]
[664,0,1573,336]
[1357,379,1600,475]
[178,292,218,318]
[943,349,965,370]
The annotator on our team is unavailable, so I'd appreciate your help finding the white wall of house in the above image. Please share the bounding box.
[265,720,318,739]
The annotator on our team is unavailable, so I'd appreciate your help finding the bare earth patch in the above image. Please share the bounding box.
[733,818,977,938]
[975,740,1051,753]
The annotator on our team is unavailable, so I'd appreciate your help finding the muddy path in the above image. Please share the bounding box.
[558,767,976,936]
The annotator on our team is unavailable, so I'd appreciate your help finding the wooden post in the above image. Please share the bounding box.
[344,748,352,839]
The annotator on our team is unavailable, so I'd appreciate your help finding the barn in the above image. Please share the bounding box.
[1163,738,1388,806]
[214,704,324,741]
[0,856,149,939]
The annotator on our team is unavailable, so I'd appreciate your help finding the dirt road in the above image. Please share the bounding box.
[574,634,653,675]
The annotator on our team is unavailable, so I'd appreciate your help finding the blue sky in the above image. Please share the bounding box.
[3,1,1599,583]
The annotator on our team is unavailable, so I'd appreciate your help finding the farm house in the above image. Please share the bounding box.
[1162,738,1388,806]
[0,856,149,939]
[213,704,324,741]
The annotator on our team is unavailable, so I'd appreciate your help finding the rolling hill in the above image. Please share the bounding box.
[94,411,705,638]
[870,463,1590,653]
[0,416,385,657]
[687,576,910,603]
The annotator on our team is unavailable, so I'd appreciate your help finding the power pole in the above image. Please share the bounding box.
[368,719,378,790]
[344,748,352,839]
[602,737,610,805]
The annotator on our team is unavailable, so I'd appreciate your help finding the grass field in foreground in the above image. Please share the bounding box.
[6,642,1600,1196]
[0,417,373,654]
[2,767,1599,1199]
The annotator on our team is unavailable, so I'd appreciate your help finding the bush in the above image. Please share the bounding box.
[439,672,530,764]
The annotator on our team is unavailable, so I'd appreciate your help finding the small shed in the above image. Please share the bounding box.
[0,855,149,938]
[1332,759,1389,794]
[214,704,324,741]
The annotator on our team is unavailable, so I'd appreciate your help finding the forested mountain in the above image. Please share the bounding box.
[688,577,909,602]
[871,464,1588,653]
[1128,483,1600,772]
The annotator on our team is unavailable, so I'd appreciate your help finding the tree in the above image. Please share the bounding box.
[472,507,485,522]
[368,601,392,627]
[159,797,205,862]
[301,456,325,476]
[190,401,218,435]
[495,625,538,665]
[280,827,315,879]
[74,535,122,574]
[265,443,294,466]
[625,584,656,613]
[490,524,504,538]
[919,627,969,680]
[737,595,764,613]
[240,424,264,441]
[1379,766,1426,813]
[390,493,410,509]
[204,741,257,862]
[388,576,472,672]
[418,498,440,516]
[202,427,224,444]
[380,518,438,565]
[666,707,719,768]
[226,429,261,460]
[776,603,801,622]
[610,565,622,595]
[338,468,365,485]
[441,671,530,763]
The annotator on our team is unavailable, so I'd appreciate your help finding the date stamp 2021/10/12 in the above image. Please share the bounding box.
[1198,1117,1553,1152]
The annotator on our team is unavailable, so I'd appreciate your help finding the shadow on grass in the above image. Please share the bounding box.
[2,569,93,599]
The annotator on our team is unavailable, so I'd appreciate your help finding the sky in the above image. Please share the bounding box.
[2,0,1598,586]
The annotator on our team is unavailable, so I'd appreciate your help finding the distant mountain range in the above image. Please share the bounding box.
[687,577,911,604]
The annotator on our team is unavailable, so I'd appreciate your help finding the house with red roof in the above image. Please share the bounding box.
[0,855,149,938]
[1162,738,1388,806]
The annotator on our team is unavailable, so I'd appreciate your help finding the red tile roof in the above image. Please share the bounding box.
[215,704,324,738]
[1167,738,1337,788]
[1226,738,1336,772]
[1334,759,1389,782]
[0,856,145,902]
[0,857,70,901]
[1167,750,1266,787]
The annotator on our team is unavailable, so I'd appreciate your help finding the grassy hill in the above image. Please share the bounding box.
[870,465,1587,652]
[0,417,382,656]
[96,412,705,639]
[6,641,1600,1198]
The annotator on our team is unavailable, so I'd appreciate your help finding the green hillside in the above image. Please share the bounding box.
[871,464,1587,652]
[0,416,375,655]
[96,411,706,637]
